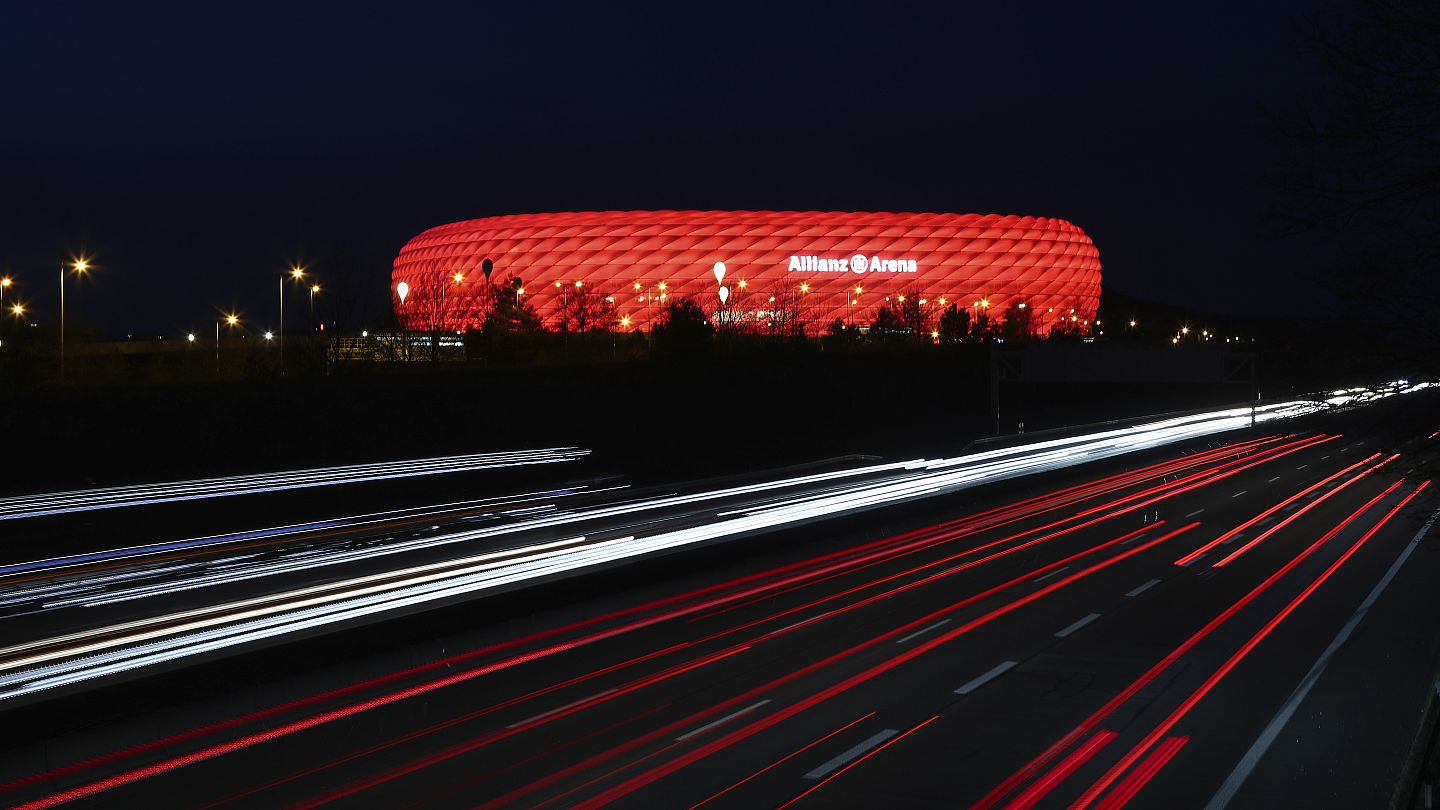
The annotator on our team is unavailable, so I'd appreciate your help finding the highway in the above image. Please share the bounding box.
[0,395,1437,808]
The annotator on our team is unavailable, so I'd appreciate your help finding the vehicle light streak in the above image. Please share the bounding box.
[1089,736,1189,810]
[0,427,1313,701]
[1070,479,1423,809]
[685,712,878,809]
[1173,453,1381,566]
[1004,730,1118,810]
[1211,453,1398,567]
[566,528,1194,810]
[971,479,1418,809]
[775,714,940,809]
[0,448,590,521]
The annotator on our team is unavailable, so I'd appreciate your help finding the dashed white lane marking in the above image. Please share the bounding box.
[1205,504,1440,810]
[1268,476,1281,483]
[1055,613,1102,638]
[1297,465,1308,470]
[1232,491,1248,498]
[676,700,771,741]
[1321,455,1331,460]
[772,611,834,635]
[805,729,898,779]
[955,661,1019,695]
[1032,566,1070,583]
[1222,533,1243,545]
[1179,553,1208,566]
[508,688,619,728]
[1126,578,1162,597]
[896,619,952,644]
[1185,509,1206,518]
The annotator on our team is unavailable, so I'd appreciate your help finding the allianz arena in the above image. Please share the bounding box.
[392,211,1101,333]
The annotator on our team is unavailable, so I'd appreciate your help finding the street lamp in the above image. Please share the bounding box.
[59,258,89,384]
[309,283,321,319]
[0,277,10,313]
[217,313,240,373]
[280,265,304,372]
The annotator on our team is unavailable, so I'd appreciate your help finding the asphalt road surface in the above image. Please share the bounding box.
[1,404,1438,809]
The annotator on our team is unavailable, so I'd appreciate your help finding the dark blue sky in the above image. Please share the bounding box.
[0,1,1335,334]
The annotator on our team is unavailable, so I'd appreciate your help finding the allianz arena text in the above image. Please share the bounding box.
[392,211,1101,334]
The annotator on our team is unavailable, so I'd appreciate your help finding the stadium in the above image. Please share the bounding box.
[392,211,1101,333]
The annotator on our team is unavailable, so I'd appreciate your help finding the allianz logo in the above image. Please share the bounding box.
[787,254,919,275]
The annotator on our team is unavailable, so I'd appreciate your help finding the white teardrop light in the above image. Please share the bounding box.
[713,261,726,284]
[396,281,410,304]
[718,286,730,304]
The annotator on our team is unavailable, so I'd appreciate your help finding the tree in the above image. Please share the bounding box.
[869,306,907,335]
[1275,0,1440,358]
[937,304,970,345]
[999,302,1034,343]
[483,276,544,335]
[652,297,713,357]
[559,283,618,333]
[969,310,999,344]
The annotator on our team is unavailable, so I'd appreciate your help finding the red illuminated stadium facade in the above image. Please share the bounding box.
[392,211,1101,334]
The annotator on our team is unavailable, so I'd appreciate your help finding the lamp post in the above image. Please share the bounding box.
[59,259,88,384]
[280,265,304,372]
[309,283,321,319]
[217,314,239,374]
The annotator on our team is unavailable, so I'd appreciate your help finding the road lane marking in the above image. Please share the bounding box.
[1206,501,1440,810]
[1297,465,1308,469]
[1179,553,1207,566]
[1268,477,1281,483]
[508,688,618,728]
[1232,491,1247,498]
[1055,613,1102,638]
[804,729,898,779]
[1321,455,1330,460]
[955,661,1019,695]
[772,612,834,635]
[1126,579,1161,597]
[676,700,771,741]
[896,619,951,644]
[1256,517,1275,528]
[1185,509,1205,518]
[1033,567,1070,583]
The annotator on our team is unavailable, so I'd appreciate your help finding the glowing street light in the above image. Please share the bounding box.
[186,333,196,343]
[799,282,810,294]
[0,277,10,313]
[59,257,90,384]
[620,314,632,329]
[279,265,305,372]
[264,331,274,341]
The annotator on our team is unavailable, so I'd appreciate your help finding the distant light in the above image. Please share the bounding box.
[73,259,89,273]
[311,284,322,294]
[898,294,906,302]
[574,280,583,288]
[854,285,863,295]
[186,333,196,342]
[1129,320,1137,327]
[264,331,274,340]
[938,297,947,306]
[738,279,747,289]
[633,281,642,291]
[396,281,410,303]
[290,266,304,280]
[361,330,368,337]
[919,298,928,306]
[713,261,726,284]
[1181,326,1190,335]
[0,277,10,288]
[226,314,238,326]
[453,272,465,284]
[620,314,631,328]
[1017,302,1026,309]
[658,281,667,291]
[10,304,23,316]
[930,330,939,339]
[799,282,810,293]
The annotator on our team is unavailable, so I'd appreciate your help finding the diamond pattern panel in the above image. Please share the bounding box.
[392,211,1101,333]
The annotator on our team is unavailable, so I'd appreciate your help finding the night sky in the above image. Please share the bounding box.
[1,2,1337,335]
